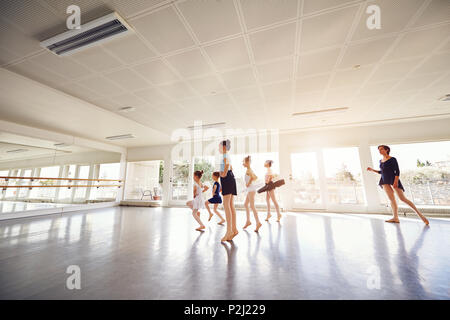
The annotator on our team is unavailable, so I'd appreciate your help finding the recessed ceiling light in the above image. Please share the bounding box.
[118,106,136,113]
[105,134,135,140]
[187,122,226,130]
[353,64,361,69]
[438,94,450,101]
[292,107,349,118]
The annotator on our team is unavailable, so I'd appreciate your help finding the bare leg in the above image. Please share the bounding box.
[205,201,213,221]
[243,194,251,229]
[395,188,429,225]
[222,195,233,241]
[249,191,261,232]
[269,190,282,222]
[265,192,272,221]
[213,204,225,224]
[383,185,399,223]
[192,209,205,230]
[230,195,238,239]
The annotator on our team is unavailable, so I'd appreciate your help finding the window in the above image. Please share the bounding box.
[73,165,90,201]
[30,166,60,199]
[17,169,32,198]
[371,141,450,206]
[125,161,163,200]
[58,165,76,201]
[291,152,322,206]
[4,169,18,199]
[171,161,189,201]
[91,163,120,200]
[323,147,365,205]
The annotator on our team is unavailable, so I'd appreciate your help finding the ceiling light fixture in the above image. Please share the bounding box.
[54,142,71,147]
[292,107,349,118]
[187,122,226,130]
[105,134,135,140]
[6,148,28,153]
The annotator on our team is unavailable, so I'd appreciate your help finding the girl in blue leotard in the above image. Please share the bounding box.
[205,172,226,225]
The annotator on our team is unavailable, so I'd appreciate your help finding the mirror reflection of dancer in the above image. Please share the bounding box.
[205,171,226,225]
[219,140,238,242]
[264,160,282,222]
[367,145,429,225]
[242,156,262,232]
[186,170,209,231]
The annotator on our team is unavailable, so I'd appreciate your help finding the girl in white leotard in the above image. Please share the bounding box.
[186,170,209,231]
[243,155,262,232]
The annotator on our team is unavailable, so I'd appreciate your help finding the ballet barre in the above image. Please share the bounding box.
[1,184,122,191]
[0,176,122,182]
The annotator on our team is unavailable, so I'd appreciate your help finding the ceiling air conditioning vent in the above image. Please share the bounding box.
[40,12,132,56]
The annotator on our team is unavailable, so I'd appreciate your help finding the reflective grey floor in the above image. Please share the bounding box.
[0,206,449,300]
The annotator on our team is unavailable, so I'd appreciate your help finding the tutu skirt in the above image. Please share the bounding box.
[208,196,222,204]
[192,195,205,209]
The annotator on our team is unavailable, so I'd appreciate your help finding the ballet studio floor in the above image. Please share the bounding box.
[0,206,449,300]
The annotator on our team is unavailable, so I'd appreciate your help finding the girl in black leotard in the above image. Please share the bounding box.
[367,145,429,225]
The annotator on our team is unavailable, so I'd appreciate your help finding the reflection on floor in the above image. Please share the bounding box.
[0,201,75,214]
[0,206,448,299]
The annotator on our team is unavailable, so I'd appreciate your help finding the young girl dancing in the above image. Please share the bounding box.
[243,156,262,232]
[263,160,282,222]
[219,139,238,242]
[205,171,226,225]
[186,170,209,231]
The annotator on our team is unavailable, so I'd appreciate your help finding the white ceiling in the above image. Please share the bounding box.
[0,0,450,147]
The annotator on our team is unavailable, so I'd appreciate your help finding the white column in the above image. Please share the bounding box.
[278,140,292,211]
[316,150,329,210]
[162,156,171,206]
[117,151,127,203]
[358,143,380,212]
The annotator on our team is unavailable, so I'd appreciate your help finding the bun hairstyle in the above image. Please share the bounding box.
[265,160,273,167]
[212,171,220,178]
[378,145,391,155]
[244,155,251,163]
[220,139,231,151]
[194,170,204,178]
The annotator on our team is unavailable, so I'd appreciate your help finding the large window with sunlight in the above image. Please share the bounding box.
[73,165,90,202]
[125,161,163,200]
[58,165,76,202]
[90,163,120,201]
[323,147,365,205]
[30,166,60,200]
[291,152,322,207]
[370,141,450,206]
[171,161,189,201]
